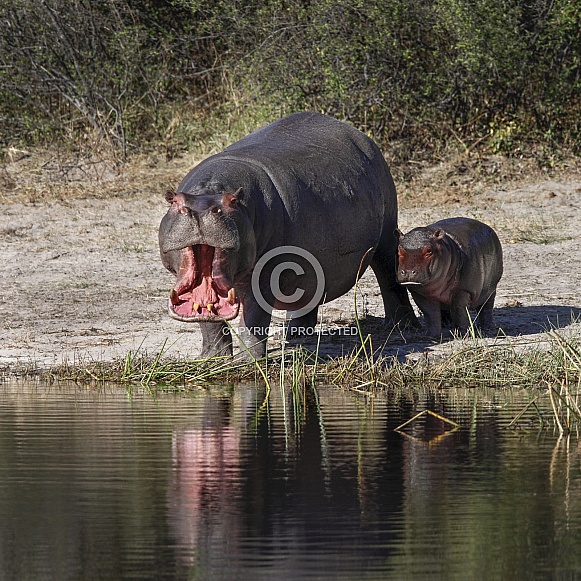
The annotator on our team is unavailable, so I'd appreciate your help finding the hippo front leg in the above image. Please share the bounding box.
[237,296,272,360]
[199,321,233,358]
[448,290,473,334]
[476,291,496,333]
[410,292,443,338]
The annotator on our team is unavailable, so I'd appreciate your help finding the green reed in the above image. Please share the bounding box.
[37,327,579,394]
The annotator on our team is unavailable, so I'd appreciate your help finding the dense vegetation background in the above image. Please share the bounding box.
[1,0,579,162]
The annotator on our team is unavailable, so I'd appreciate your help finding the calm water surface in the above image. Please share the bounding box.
[1,381,580,580]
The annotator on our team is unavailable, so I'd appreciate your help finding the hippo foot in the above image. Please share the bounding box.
[200,344,233,359]
[233,331,269,362]
[233,346,268,363]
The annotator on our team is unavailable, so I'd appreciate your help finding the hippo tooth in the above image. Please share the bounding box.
[170,289,180,305]
[227,288,236,305]
[193,302,200,311]
[207,303,214,312]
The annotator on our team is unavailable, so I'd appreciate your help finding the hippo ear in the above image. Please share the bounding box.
[165,188,176,204]
[231,187,243,203]
[433,228,445,240]
[222,188,242,209]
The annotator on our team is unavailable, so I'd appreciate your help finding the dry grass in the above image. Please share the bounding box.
[39,327,579,389]
[3,135,580,208]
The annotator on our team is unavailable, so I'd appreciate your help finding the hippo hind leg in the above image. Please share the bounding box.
[476,291,497,334]
[370,251,419,329]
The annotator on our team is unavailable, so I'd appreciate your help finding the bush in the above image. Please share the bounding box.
[0,0,222,153]
[0,0,578,158]
[235,0,580,154]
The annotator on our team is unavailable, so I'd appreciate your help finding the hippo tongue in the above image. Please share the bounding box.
[169,245,239,321]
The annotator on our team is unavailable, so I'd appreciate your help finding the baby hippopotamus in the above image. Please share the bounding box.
[396,217,503,337]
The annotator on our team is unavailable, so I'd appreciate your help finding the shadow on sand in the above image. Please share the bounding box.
[286,305,581,360]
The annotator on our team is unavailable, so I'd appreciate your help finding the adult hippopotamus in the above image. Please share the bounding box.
[396,217,503,337]
[159,111,417,358]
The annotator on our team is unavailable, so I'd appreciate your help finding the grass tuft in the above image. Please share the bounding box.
[38,329,580,392]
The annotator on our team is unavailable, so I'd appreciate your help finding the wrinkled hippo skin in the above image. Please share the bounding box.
[159,111,418,359]
[396,217,503,338]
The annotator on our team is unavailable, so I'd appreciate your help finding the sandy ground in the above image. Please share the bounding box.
[1,150,580,373]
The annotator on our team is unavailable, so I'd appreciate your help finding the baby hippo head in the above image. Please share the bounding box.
[396,227,447,287]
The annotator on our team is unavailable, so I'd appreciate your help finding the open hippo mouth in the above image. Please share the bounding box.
[168,244,239,322]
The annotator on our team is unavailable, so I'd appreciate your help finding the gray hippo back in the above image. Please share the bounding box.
[397,217,503,337]
[159,112,417,358]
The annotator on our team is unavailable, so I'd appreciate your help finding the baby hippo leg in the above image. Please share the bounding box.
[476,291,497,332]
[411,292,443,338]
[448,290,473,334]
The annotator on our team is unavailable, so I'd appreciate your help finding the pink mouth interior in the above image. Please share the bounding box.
[169,245,239,321]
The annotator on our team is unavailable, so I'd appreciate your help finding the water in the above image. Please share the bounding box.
[1,382,580,580]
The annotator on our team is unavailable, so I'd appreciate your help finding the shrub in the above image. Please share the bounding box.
[0,0,578,157]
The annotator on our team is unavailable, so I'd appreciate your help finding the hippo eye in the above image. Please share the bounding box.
[211,206,222,215]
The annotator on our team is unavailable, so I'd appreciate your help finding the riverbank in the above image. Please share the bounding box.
[1,149,580,381]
